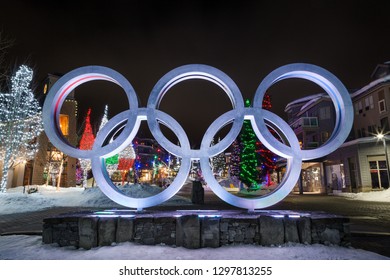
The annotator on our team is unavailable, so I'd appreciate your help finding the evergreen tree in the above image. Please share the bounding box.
[79,108,95,187]
[0,65,43,192]
[97,105,119,174]
[239,99,259,191]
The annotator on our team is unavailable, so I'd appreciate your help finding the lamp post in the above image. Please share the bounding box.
[376,133,390,188]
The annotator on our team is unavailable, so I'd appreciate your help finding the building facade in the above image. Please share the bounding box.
[285,62,390,193]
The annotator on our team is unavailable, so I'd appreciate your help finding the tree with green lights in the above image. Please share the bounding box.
[239,99,259,191]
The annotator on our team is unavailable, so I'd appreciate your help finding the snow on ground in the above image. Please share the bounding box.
[0,184,191,215]
[1,184,389,215]
[0,235,387,260]
[331,188,390,202]
[1,184,390,260]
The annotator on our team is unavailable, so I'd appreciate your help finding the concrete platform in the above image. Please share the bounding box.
[42,209,350,249]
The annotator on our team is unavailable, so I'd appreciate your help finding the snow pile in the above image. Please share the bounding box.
[0,184,191,215]
[0,235,387,260]
[331,188,390,202]
[218,178,276,196]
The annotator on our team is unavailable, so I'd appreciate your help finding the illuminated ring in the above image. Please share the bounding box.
[200,109,302,210]
[253,63,354,160]
[147,64,244,158]
[42,63,354,211]
[91,109,191,209]
[42,66,139,159]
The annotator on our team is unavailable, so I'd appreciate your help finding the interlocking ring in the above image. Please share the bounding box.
[43,63,353,211]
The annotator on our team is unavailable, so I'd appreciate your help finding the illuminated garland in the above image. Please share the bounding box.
[0,65,43,192]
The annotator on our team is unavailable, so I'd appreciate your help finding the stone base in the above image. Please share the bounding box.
[42,210,350,249]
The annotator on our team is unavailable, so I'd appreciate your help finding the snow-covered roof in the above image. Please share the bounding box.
[285,93,327,113]
[351,74,390,99]
[285,73,390,114]
[300,94,330,112]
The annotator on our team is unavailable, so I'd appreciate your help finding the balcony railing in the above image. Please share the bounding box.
[291,117,318,130]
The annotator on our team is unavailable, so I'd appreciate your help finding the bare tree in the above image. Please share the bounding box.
[0,31,14,89]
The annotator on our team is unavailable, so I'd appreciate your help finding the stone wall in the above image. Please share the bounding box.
[42,211,350,250]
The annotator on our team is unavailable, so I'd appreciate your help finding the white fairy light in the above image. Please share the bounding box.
[0,65,43,192]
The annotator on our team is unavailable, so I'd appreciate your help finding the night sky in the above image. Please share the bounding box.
[1,0,390,147]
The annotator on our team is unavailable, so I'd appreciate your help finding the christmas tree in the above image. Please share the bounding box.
[0,65,43,192]
[239,99,259,191]
[256,93,277,186]
[79,108,95,187]
[79,108,95,150]
[117,144,136,185]
[97,105,119,173]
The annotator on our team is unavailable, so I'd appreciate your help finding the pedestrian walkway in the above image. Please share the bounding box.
[1,192,390,257]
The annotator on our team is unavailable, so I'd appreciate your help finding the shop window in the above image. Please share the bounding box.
[326,164,346,191]
[369,159,389,189]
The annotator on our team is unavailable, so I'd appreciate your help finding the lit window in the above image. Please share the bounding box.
[59,114,69,136]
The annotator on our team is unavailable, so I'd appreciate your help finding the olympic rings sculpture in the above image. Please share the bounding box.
[43,64,353,211]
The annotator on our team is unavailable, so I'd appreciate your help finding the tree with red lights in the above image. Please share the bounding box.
[79,108,95,187]
[79,108,95,150]
[256,93,277,186]
[117,144,136,185]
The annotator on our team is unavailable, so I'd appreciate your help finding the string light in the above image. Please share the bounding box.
[239,99,259,191]
[79,108,95,187]
[0,65,43,192]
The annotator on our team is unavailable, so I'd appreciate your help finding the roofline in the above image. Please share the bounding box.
[350,74,390,99]
[340,135,390,148]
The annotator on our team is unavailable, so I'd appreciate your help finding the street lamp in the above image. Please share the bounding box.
[376,133,390,188]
